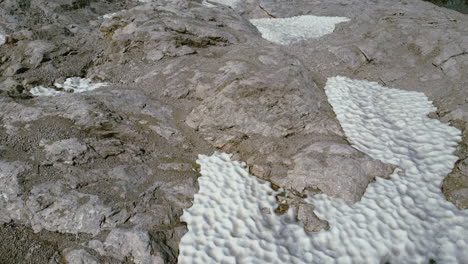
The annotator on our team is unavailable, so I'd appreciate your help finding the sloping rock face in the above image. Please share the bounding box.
[0,0,466,263]
[252,0,468,209]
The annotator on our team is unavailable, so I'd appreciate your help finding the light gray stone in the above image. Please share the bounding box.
[26,183,117,235]
[41,138,89,165]
[100,229,165,264]
[63,249,99,264]
[0,161,29,224]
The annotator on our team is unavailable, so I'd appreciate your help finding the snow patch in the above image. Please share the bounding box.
[55,77,107,93]
[103,12,118,19]
[179,152,307,263]
[0,34,6,46]
[201,0,216,7]
[309,76,468,263]
[30,77,107,97]
[30,86,66,97]
[179,77,467,263]
[250,16,350,45]
[202,0,242,8]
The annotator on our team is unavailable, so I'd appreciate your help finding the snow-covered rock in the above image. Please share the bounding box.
[179,77,467,263]
[30,78,107,97]
[29,86,65,96]
[250,16,350,45]
[0,34,6,45]
[1,0,467,262]
[203,0,242,8]
[309,76,467,263]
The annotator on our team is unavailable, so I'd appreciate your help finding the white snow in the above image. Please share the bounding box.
[55,77,107,93]
[0,34,6,46]
[102,12,118,19]
[250,16,350,45]
[179,152,305,263]
[30,86,66,97]
[179,76,468,263]
[201,0,216,8]
[202,0,242,8]
[30,77,107,97]
[310,76,468,263]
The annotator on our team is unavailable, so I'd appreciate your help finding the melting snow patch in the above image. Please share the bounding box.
[202,0,242,8]
[55,77,107,93]
[0,34,6,46]
[309,76,468,263]
[250,16,350,45]
[30,77,107,97]
[179,77,468,263]
[102,12,118,19]
[179,152,310,263]
[201,0,216,7]
[30,86,66,97]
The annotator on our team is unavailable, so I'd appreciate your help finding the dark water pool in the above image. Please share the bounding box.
[424,0,468,14]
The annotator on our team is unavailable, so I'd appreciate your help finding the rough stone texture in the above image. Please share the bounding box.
[0,223,61,264]
[0,0,467,262]
[26,182,119,235]
[90,229,170,263]
[252,0,468,208]
[276,142,391,203]
[0,161,30,224]
[41,138,89,165]
[63,249,100,264]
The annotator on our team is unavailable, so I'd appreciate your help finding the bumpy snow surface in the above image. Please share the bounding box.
[179,76,468,263]
[30,77,107,97]
[311,77,468,263]
[250,16,350,45]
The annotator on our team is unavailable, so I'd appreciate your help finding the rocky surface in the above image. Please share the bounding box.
[0,0,466,263]
[251,0,468,210]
